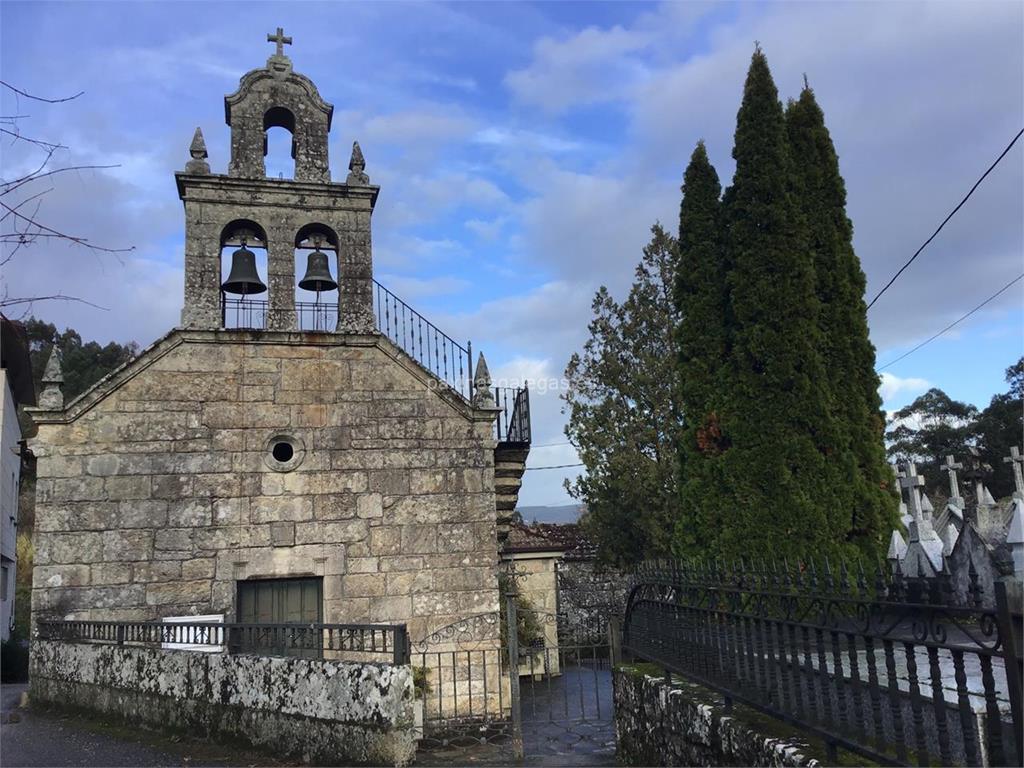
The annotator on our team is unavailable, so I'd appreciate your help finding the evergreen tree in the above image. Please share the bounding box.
[564,224,685,566]
[672,142,728,555]
[714,48,848,562]
[786,86,898,553]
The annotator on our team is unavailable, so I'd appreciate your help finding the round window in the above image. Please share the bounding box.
[264,434,304,471]
[272,441,294,463]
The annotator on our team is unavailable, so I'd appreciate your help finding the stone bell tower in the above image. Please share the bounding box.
[176,28,378,333]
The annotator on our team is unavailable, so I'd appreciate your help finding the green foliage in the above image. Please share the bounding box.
[673,141,727,556]
[975,358,1024,499]
[886,358,1023,500]
[563,224,685,566]
[22,316,138,403]
[708,49,849,563]
[497,572,544,650]
[412,666,432,699]
[785,85,898,553]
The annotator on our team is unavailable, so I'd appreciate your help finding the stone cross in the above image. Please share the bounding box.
[900,461,926,522]
[942,455,963,500]
[1005,446,1024,498]
[267,27,292,57]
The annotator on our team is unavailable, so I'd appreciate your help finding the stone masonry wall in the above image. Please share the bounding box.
[613,666,822,767]
[29,330,499,642]
[31,639,415,766]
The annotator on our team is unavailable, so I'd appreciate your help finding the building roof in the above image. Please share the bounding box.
[502,521,570,555]
[0,314,36,406]
[504,522,598,560]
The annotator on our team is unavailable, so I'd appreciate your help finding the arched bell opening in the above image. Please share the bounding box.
[263,106,296,180]
[294,223,339,332]
[220,220,269,330]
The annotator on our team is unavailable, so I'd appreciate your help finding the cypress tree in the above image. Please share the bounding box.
[714,48,848,562]
[786,86,898,554]
[673,142,728,555]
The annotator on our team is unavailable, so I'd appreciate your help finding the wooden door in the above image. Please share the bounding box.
[236,577,322,658]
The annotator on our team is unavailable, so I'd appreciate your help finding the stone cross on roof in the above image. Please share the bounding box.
[267,27,292,57]
[942,455,963,500]
[900,461,926,522]
[1005,446,1024,498]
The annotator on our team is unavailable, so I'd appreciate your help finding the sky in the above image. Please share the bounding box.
[2,1,1022,508]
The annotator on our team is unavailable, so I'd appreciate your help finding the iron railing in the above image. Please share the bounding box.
[37,620,410,664]
[295,300,336,332]
[220,284,531,421]
[495,386,531,445]
[373,280,472,400]
[222,296,268,330]
[622,559,1023,767]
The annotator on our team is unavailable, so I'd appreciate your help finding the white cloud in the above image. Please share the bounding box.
[505,25,652,114]
[879,372,932,406]
[374,274,469,300]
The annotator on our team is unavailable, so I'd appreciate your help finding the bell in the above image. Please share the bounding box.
[221,246,267,295]
[298,250,338,293]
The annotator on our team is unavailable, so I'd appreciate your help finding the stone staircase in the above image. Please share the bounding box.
[495,444,529,544]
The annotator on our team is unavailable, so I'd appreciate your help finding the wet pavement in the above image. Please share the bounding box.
[519,664,616,765]
[2,669,617,767]
[0,684,290,768]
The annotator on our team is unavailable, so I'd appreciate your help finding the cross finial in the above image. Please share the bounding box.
[267,27,292,57]
[942,455,963,500]
[1005,446,1024,498]
[900,461,926,520]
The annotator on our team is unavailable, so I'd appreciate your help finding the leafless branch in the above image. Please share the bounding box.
[1,82,134,310]
[1,81,84,103]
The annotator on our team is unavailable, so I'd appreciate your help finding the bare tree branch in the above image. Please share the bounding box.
[1,81,84,103]
[1,82,134,309]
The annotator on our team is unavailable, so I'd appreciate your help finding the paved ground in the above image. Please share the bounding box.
[2,675,618,767]
[0,685,292,768]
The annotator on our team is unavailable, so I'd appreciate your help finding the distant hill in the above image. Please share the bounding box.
[517,504,582,524]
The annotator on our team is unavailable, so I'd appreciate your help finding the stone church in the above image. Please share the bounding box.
[26,32,531,644]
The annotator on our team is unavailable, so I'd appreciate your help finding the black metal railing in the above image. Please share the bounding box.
[295,300,336,332]
[622,559,1023,767]
[37,620,411,664]
[222,296,268,330]
[495,386,531,445]
[373,279,472,400]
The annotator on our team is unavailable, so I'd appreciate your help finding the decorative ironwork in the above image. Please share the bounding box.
[494,386,531,445]
[294,300,335,331]
[622,559,1023,767]
[221,296,268,329]
[36,620,410,664]
[373,279,472,400]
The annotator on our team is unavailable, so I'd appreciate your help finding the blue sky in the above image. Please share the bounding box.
[2,1,1022,506]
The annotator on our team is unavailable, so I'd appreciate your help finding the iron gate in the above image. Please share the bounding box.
[413,578,616,762]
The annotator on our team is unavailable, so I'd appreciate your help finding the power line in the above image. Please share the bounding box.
[525,463,585,471]
[867,127,1024,311]
[876,272,1024,372]
[530,441,572,449]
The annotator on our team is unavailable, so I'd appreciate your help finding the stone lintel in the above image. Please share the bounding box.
[175,172,379,208]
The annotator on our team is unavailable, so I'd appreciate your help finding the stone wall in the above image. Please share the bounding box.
[31,639,415,765]
[613,666,822,767]
[29,330,500,642]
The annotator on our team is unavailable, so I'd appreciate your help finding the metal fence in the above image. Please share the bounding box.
[37,620,410,664]
[373,279,473,401]
[494,386,531,445]
[622,560,1023,767]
